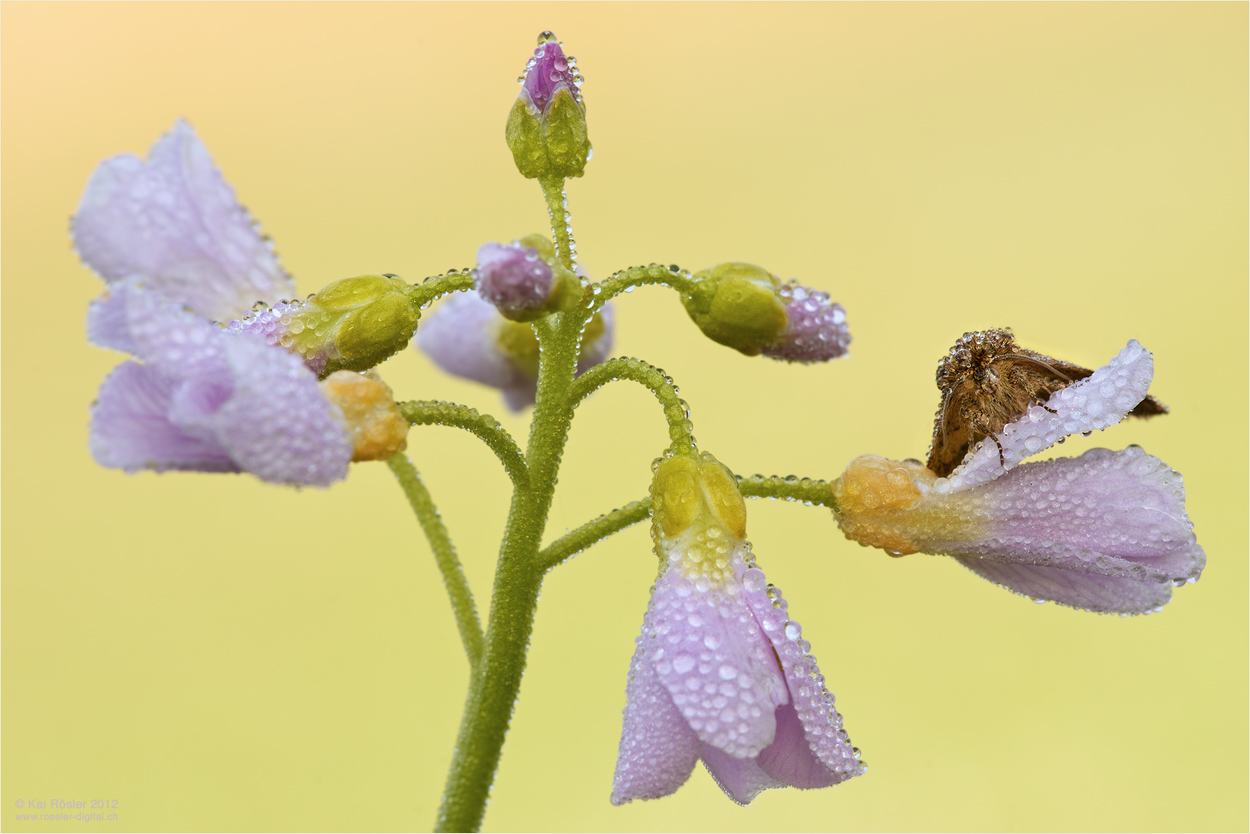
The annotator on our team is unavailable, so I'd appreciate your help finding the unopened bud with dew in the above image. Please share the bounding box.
[227,274,420,378]
[506,32,591,181]
[681,262,850,362]
[475,234,581,321]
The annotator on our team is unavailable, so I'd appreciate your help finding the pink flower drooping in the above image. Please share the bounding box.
[613,454,863,805]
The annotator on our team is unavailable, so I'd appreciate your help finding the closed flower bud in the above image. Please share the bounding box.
[506,34,591,181]
[474,234,581,321]
[682,263,851,361]
[319,371,409,462]
[227,274,419,377]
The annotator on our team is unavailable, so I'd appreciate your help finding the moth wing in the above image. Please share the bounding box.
[927,383,976,478]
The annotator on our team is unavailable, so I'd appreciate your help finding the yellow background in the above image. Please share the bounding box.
[3,3,1246,831]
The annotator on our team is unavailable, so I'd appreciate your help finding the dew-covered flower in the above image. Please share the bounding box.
[88,282,351,486]
[831,341,1205,614]
[73,119,295,321]
[681,262,850,362]
[76,121,355,486]
[416,292,614,411]
[613,454,863,806]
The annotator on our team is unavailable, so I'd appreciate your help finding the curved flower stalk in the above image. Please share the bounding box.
[416,291,614,411]
[614,454,863,805]
[76,121,357,485]
[831,340,1205,613]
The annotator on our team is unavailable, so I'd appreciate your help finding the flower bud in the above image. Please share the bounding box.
[505,34,591,181]
[474,234,581,321]
[319,371,409,462]
[227,274,419,377]
[651,453,747,545]
[682,263,850,361]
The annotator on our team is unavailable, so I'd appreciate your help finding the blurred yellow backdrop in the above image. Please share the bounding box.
[3,3,1246,832]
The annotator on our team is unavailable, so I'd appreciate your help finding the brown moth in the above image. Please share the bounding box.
[926,328,1168,477]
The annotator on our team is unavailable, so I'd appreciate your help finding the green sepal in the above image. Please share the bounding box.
[504,90,590,182]
[681,263,787,356]
[290,275,420,377]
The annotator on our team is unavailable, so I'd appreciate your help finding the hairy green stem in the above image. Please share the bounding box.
[387,454,484,668]
[398,400,529,489]
[434,311,581,832]
[590,263,697,313]
[539,177,576,271]
[537,499,652,572]
[535,474,837,575]
[738,473,838,509]
[569,356,698,455]
[406,271,476,309]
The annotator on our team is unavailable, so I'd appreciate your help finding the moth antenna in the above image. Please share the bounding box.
[992,352,1077,382]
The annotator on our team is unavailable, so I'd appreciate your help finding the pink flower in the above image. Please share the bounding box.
[831,341,1204,614]
[76,121,353,486]
[613,455,863,805]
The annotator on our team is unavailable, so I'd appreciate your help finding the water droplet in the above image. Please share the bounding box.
[742,568,767,592]
[537,31,557,44]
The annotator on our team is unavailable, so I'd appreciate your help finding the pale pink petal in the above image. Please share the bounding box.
[956,559,1176,614]
[742,568,864,787]
[73,120,295,321]
[90,362,235,473]
[944,340,1155,490]
[700,744,783,805]
[927,447,1203,613]
[416,293,529,391]
[611,623,701,805]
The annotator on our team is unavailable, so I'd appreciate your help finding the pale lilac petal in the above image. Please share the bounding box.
[90,362,235,473]
[213,335,351,487]
[86,287,137,354]
[938,447,1204,613]
[944,340,1155,490]
[760,283,850,364]
[645,544,788,758]
[700,744,783,805]
[611,623,701,805]
[72,120,295,321]
[956,559,1175,613]
[742,569,864,786]
[416,293,527,391]
[89,285,351,486]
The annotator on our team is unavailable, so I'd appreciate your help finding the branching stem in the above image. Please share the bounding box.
[398,400,530,489]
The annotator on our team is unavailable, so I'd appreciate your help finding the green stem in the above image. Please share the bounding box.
[434,311,581,832]
[569,356,697,455]
[387,454,484,668]
[738,473,838,509]
[406,271,476,309]
[537,499,652,572]
[539,177,576,271]
[535,474,839,573]
[398,400,529,489]
[591,263,697,312]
